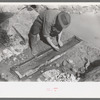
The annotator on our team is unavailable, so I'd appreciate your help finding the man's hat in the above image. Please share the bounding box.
[57,11,71,29]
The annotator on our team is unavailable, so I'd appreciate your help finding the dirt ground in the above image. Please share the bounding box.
[0,5,100,81]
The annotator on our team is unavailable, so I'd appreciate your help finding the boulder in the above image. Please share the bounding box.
[0,5,39,61]
[8,7,39,40]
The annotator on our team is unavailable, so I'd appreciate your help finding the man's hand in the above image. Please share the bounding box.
[57,31,63,47]
[53,46,60,51]
[58,40,63,47]
[46,37,60,51]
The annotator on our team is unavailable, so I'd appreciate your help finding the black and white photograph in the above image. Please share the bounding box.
[0,3,100,82]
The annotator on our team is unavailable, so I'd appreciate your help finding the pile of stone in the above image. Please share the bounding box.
[37,69,79,82]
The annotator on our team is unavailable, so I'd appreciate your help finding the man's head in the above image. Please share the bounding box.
[55,11,71,31]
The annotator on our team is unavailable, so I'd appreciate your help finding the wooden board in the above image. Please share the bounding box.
[10,36,82,79]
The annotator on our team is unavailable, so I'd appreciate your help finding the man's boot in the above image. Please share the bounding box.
[28,34,39,56]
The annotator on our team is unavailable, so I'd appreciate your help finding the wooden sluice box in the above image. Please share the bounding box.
[10,36,82,80]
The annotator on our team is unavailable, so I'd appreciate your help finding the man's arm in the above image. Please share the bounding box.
[46,37,59,51]
[57,31,63,47]
[43,17,59,51]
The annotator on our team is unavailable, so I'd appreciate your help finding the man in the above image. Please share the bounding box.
[28,6,71,56]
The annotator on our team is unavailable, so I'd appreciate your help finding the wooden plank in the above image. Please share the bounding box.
[10,36,82,79]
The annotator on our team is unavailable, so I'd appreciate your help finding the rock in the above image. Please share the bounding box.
[0,7,39,61]
[62,60,67,66]
[68,59,74,65]
[55,63,60,68]
[3,49,13,58]
[0,5,25,13]
[70,74,76,81]
[8,7,39,40]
